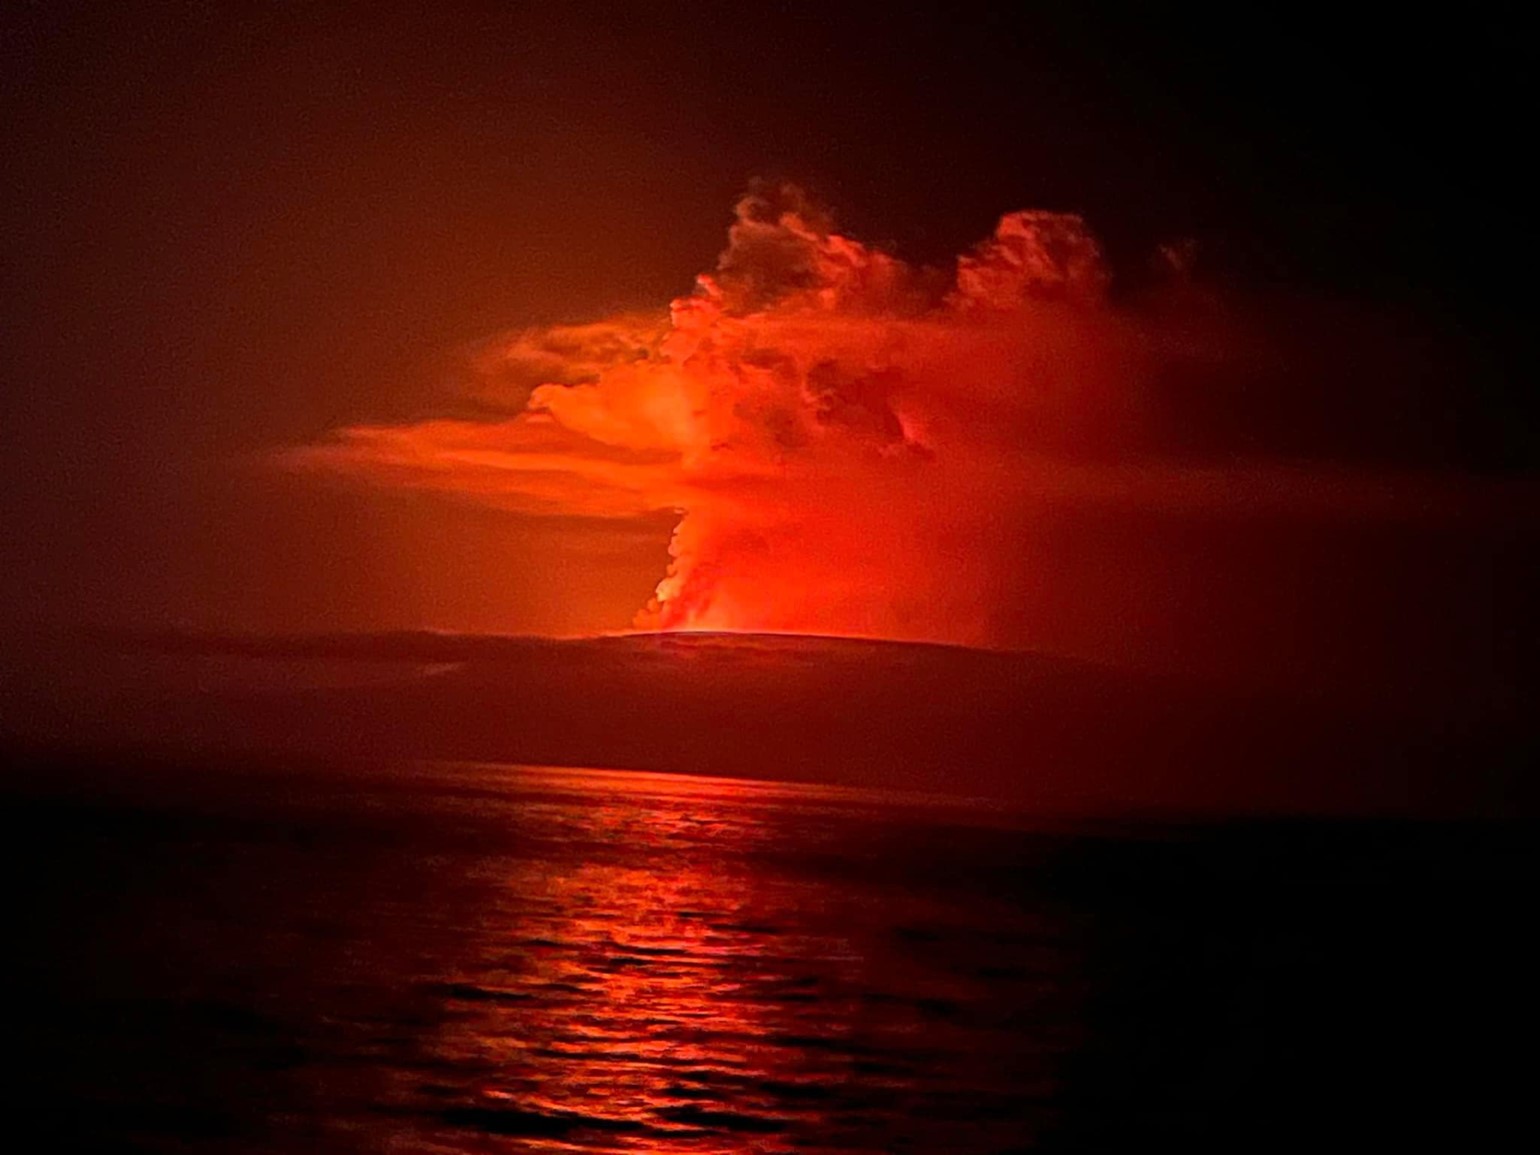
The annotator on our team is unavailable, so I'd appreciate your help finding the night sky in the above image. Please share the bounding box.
[2,4,1532,671]
[5,18,1540,1151]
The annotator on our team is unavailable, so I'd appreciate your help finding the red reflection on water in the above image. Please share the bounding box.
[415,768,870,1149]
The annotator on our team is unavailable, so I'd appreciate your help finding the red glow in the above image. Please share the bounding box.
[288,187,1521,654]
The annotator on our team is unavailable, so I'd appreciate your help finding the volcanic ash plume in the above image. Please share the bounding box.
[290,187,1523,665]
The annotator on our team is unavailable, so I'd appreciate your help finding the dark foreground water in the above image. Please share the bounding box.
[2,758,1535,1152]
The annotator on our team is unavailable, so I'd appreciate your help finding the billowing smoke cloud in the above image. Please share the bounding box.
[289,187,1531,682]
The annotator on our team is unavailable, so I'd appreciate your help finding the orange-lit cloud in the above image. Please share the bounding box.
[287,187,1529,653]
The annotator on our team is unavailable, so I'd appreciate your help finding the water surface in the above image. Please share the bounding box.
[4,759,1532,1151]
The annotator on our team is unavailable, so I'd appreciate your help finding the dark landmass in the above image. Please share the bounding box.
[3,629,1533,817]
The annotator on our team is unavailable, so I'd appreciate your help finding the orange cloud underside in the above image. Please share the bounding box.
[286,189,1523,651]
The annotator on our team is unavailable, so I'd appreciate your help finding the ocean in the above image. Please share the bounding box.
[2,757,1534,1152]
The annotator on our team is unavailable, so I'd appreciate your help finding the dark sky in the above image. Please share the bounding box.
[1,2,1532,652]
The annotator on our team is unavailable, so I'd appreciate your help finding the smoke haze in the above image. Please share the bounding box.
[292,187,1533,693]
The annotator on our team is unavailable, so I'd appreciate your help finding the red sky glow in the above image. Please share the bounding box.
[287,187,1530,682]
